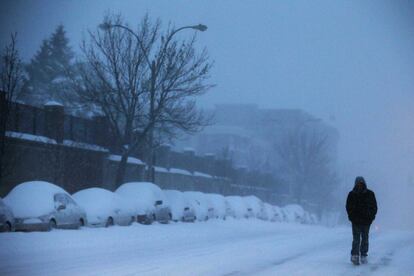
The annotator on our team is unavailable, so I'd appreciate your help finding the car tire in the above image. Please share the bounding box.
[48,219,57,231]
[105,217,114,227]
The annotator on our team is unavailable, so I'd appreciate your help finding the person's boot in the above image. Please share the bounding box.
[351,255,360,265]
[360,255,368,264]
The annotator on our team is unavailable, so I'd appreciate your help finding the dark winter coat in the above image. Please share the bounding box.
[346,178,378,225]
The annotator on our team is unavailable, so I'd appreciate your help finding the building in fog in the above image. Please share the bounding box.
[174,104,339,176]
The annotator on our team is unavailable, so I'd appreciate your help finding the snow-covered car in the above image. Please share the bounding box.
[271,205,285,222]
[0,198,15,232]
[183,191,214,221]
[263,203,276,222]
[225,196,249,219]
[115,182,171,224]
[205,193,227,220]
[4,181,87,231]
[72,188,135,227]
[309,213,318,224]
[243,195,265,219]
[283,204,306,223]
[163,190,196,222]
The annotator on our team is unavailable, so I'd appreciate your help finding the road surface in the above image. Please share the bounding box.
[1,220,413,275]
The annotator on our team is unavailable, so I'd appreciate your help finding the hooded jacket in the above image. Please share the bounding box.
[346,177,378,225]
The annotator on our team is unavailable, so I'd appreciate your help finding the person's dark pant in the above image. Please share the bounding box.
[351,224,371,256]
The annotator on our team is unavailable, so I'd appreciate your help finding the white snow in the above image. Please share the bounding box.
[72,188,134,225]
[193,171,213,178]
[243,195,265,218]
[225,195,248,219]
[44,100,63,106]
[205,193,227,219]
[283,204,306,223]
[115,182,168,215]
[169,168,192,176]
[63,140,109,152]
[183,191,210,221]
[154,166,169,173]
[108,154,145,165]
[23,218,42,224]
[5,131,57,144]
[163,190,192,221]
[3,181,68,218]
[0,220,413,275]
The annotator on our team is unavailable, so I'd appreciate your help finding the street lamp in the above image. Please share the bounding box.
[98,20,207,182]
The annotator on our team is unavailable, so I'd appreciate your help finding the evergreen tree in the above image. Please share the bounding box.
[23,24,74,105]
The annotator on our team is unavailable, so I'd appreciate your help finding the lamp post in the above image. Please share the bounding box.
[99,21,207,182]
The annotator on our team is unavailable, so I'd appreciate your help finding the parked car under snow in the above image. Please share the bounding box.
[183,191,214,221]
[73,188,135,227]
[205,193,227,220]
[4,181,87,231]
[242,196,264,219]
[115,182,171,224]
[270,205,285,222]
[283,204,306,223]
[225,196,249,219]
[0,198,15,232]
[163,190,196,222]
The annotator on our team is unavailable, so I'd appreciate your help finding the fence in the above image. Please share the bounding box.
[1,96,284,203]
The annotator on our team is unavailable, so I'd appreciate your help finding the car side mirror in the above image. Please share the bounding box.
[57,204,66,211]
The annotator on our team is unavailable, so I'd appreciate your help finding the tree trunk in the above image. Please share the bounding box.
[115,153,128,186]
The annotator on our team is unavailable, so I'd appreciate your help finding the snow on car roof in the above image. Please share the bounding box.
[4,181,69,218]
[73,187,134,218]
[283,204,305,215]
[115,182,167,212]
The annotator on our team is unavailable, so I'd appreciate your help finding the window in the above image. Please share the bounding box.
[64,194,77,206]
[54,193,68,205]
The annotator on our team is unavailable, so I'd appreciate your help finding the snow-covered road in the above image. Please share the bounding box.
[1,220,413,276]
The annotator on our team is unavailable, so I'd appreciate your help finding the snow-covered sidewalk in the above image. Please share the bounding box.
[0,220,413,276]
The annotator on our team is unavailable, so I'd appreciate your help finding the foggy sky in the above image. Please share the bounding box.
[1,0,414,229]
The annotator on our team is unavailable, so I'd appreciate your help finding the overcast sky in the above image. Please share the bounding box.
[2,0,414,228]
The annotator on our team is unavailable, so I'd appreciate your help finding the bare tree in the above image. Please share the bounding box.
[0,33,24,182]
[275,123,338,208]
[143,27,213,180]
[71,14,213,185]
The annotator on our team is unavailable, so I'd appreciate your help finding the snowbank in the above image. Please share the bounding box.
[4,181,68,218]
